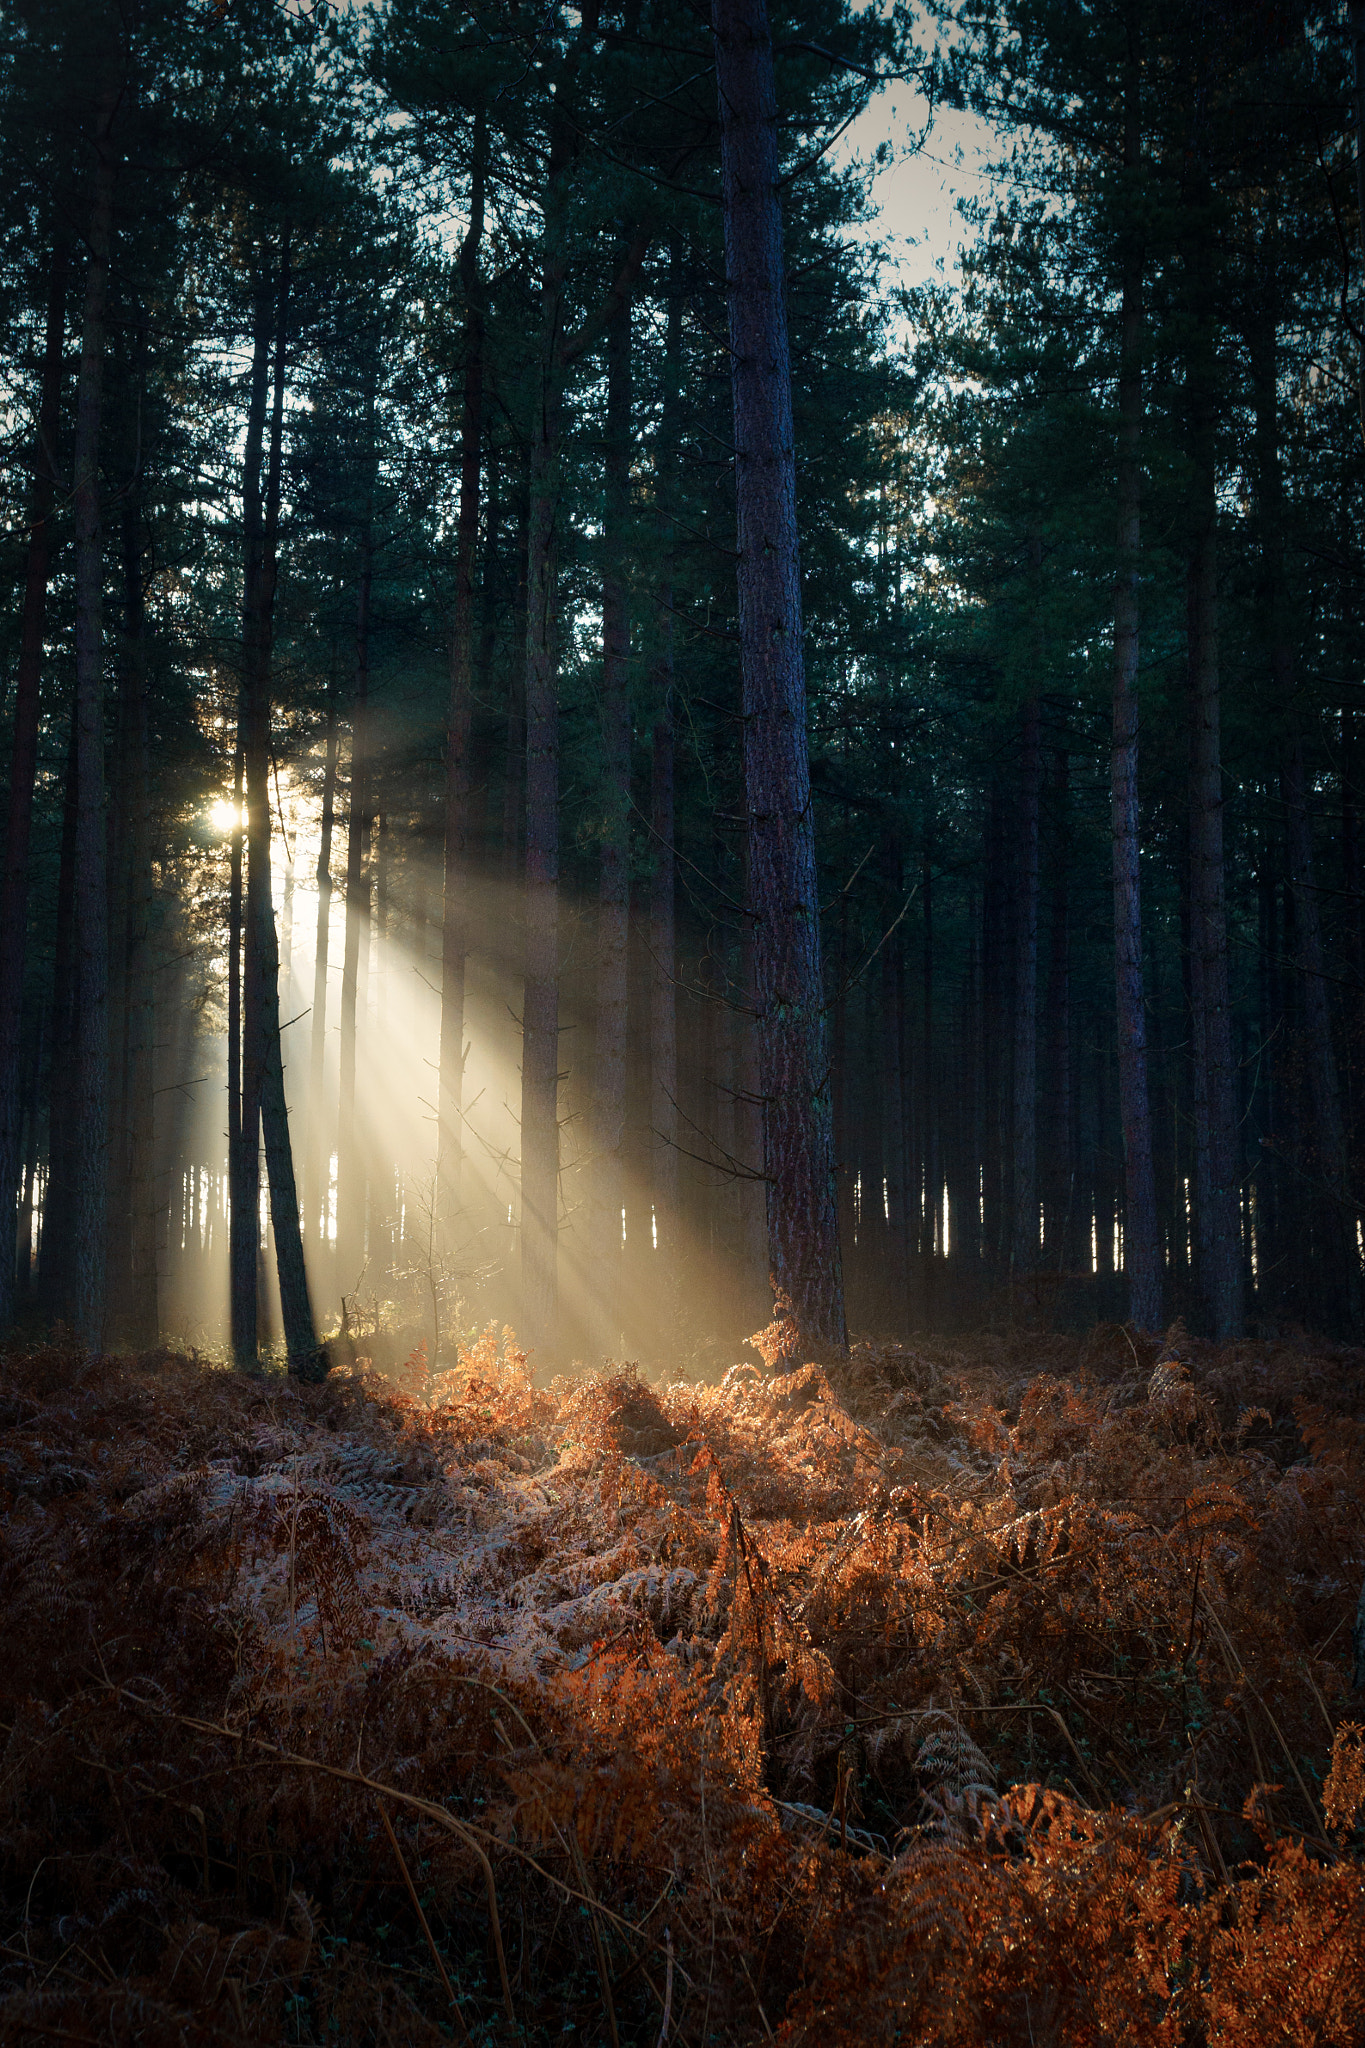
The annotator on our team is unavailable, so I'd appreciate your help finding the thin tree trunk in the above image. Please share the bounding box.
[501,465,528,884]
[71,89,121,1350]
[1011,692,1041,1280]
[1044,749,1072,1273]
[713,0,845,1355]
[649,266,682,1320]
[922,847,937,1304]
[113,487,157,1345]
[1110,34,1162,1332]
[0,222,68,1330]
[308,674,339,1238]
[40,712,79,1317]
[1185,228,1243,1339]
[243,239,318,1375]
[589,277,634,1354]
[339,502,373,1301]
[438,109,486,1231]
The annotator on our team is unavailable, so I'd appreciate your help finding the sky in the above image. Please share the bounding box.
[832,80,1000,297]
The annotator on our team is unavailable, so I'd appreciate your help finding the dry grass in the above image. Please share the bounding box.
[1,1315,1363,2043]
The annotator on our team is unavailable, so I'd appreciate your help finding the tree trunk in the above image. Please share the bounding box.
[649,263,682,1322]
[1110,37,1162,1332]
[308,678,339,1237]
[501,464,528,884]
[230,286,272,1366]
[438,110,486,1232]
[0,221,67,1330]
[1253,298,1359,1329]
[243,241,318,1375]
[70,90,121,1350]
[1185,232,1243,1339]
[40,712,79,1318]
[1011,693,1041,1280]
[589,277,634,1354]
[339,509,373,1302]
[1044,750,1072,1274]
[713,0,845,1355]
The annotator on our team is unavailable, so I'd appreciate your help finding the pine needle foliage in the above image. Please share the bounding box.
[1,1321,1364,2043]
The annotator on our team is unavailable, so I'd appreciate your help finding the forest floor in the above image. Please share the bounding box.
[2,1315,1365,2046]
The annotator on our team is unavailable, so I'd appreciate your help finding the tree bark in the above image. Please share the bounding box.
[1110,33,1162,1332]
[1185,230,1243,1339]
[70,88,121,1350]
[307,676,339,1239]
[438,109,486,1233]
[649,274,682,1311]
[243,240,317,1375]
[1011,692,1041,1280]
[0,221,68,1330]
[40,711,79,1318]
[713,0,845,1355]
[338,505,373,1302]
[589,276,634,1354]
[229,285,272,1366]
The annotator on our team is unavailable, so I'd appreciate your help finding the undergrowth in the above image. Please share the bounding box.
[2,1317,1364,2043]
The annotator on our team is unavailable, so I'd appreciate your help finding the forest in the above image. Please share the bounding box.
[4,0,1365,2042]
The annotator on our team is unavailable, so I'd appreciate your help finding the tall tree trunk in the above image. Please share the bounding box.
[1185,228,1243,1339]
[111,487,157,1345]
[1011,693,1041,1280]
[1044,749,1072,1273]
[40,712,79,1317]
[922,847,937,1305]
[243,240,317,1375]
[339,508,373,1302]
[501,463,528,884]
[438,109,486,1234]
[308,673,339,1238]
[713,0,845,1355]
[71,89,120,1349]
[0,221,68,1330]
[649,264,682,1319]
[589,277,634,1354]
[1110,33,1162,1331]
[1253,299,1360,1330]
[1352,0,1365,447]
[230,285,272,1366]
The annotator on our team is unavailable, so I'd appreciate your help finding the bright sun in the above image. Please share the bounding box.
[210,798,242,834]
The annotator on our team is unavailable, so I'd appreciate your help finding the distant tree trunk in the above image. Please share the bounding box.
[438,109,486,1232]
[1043,749,1072,1273]
[589,278,634,1354]
[649,277,682,1311]
[1110,40,1162,1332]
[1011,693,1041,1280]
[501,463,528,884]
[713,0,845,1355]
[339,506,374,1302]
[0,220,67,1331]
[40,713,79,1317]
[71,89,121,1350]
[922,848,937,1302]
[110,487,158,1346]
[880,879,906,1321]
[1185,228,1243,1340]
[308,676,339,1238]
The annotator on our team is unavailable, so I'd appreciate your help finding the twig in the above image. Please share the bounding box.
[374,1796,471,2041]
[656,1927,674,2047]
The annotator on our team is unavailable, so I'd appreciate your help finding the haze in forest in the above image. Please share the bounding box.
[2,0,1363,1379]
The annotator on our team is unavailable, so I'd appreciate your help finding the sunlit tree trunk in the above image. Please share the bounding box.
[0,220,67,1331]
[713,0,845,1355]
[71,87,121,1349]
[589,280,634,1355]
[1011,692,1041,1281]
[439,110,486,1235]
[501,463,528,885]
[339,503,373,1304]
[1185,225,1243,1340]
[308,674,339,1239]
[1111,17,1161,1333]
[242,241,317,1375]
